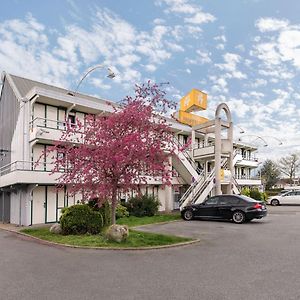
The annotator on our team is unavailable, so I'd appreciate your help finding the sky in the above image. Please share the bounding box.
[1,0,300,160]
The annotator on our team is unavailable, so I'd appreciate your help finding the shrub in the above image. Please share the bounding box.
[249,189,262,201]
[125,194,160,217]
[116,204,129,219]
[60,204,103,235]
[88,199,111,226]
[241,187,251,197]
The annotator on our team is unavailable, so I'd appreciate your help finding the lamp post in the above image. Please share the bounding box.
[260,136,283,145]
[68,64,116,96]
[238,135,268,147]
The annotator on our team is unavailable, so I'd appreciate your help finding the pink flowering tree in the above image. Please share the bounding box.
[49,82,176,224]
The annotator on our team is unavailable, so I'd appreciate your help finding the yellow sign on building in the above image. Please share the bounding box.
[179,89,207,113]
[177,110,208,127]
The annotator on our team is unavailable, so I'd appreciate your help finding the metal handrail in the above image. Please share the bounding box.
[0,160,55,176]
[178,170,205,206]
[179,157,228,208]
[29,117,79,131]
[173,136,201,173]
[232,176,241,193]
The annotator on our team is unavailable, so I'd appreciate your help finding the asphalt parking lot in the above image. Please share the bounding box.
[0,205,300,300]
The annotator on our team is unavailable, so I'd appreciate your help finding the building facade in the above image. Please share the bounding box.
[0,73,261,225]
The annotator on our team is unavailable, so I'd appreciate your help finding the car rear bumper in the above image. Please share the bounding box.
[246,210,268,219]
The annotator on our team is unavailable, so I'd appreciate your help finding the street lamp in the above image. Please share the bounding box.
[260,136,283,145]
[236,125,245,134]
[68,64,116,96]
[238,135,268,147]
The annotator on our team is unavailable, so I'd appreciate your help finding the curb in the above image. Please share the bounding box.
[0,227,200,251]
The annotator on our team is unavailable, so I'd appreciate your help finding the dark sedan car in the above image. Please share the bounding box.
[181,194,267,224]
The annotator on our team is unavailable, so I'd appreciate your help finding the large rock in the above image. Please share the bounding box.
[106,224,129,243]
[49,223,62,234]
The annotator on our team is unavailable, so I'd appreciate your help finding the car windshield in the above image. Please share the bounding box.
[239,195,259,203]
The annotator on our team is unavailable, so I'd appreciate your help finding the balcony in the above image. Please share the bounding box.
[234,150,260,167]
[193,144,215,159]
[0,161,60,188]
[29,117,83,143]
[235,175,262,186]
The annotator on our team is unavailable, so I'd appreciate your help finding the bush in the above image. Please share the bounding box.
[60,204,103,235]
[125,194,160,217]
[241,187,250,197]
[88,199,111,226]
[249,189,262,201]
[116,204,129,219]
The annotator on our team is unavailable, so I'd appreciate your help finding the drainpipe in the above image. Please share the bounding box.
[2,191,4,224]
[19,188,22,226]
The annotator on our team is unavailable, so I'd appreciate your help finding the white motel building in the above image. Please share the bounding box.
[0,72,261,226]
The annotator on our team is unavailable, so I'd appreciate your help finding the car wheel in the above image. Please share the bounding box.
[182,210,193,221]
[232,211,245,224]
[271,199,280,206]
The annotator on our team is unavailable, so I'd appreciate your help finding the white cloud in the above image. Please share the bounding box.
[251,78,267,88]
[145,64,157,72]
[255,17,289,32]
[0,14,76,87]
[216,44,225,50]
[278,30,300,68]
[216,53,247,79]
[185,50,211,65]
[185,11,215,25]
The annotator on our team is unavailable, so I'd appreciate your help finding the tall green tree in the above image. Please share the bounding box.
[277,153,300,183]
[260,159,281,190]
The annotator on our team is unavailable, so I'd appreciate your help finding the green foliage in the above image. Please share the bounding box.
[21,227,192,248]
[242,187,267,202]
[117,213,181,227]
[241,187,251,197]
[88,199,111,226]
[260,159,281,190]
[249,189,262,200]
[125,194,160,217]
[116,204,129,219]
[60,204,103,235]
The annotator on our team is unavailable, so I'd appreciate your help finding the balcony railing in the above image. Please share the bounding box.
[0,161,56,176]
[234,149,258,162]
[235,174,260,180]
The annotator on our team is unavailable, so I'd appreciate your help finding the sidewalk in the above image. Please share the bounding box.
[0,223,22,232]
[0,223,51,232]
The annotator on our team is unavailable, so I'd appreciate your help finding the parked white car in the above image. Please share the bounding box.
[268,191,300,206]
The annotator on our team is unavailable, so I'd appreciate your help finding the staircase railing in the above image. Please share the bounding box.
[179,157,228,209]
[172,136,202,175]
[178,170,205,207]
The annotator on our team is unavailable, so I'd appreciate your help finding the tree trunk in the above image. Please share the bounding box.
[111,189,117,225]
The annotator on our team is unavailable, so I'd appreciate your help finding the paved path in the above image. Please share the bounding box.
[0,206,300,300]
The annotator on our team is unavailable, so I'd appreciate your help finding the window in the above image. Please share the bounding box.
[68,114,76,126]
[205,197,219,205]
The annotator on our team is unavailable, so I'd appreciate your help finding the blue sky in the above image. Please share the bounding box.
[1,0,300,159]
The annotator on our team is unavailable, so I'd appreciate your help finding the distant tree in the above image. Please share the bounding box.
[260,159,281,190]
[277,153,300,183]
[47,82,176,224]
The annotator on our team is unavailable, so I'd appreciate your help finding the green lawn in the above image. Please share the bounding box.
[116,213,181,227]
[21,227,192,248]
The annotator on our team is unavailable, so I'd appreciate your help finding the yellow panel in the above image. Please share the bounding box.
[178,110,209,127]
[179,89,207,113]
[220,169,224,181]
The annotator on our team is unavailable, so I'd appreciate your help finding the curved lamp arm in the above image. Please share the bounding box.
[261,136,283,145]
[238,135,268,147]
[73,64,116,95]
